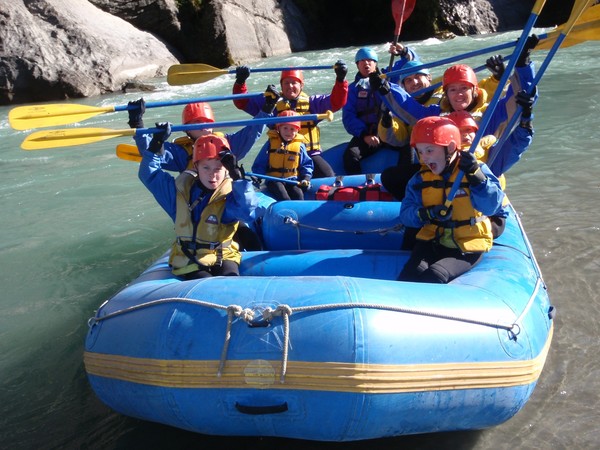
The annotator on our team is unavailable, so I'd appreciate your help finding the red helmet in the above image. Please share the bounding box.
[276,110,301,130]
[410,116,461,149]
[442,64,478,90]
[447,110,479,132]
[193,134,230,163]
[182,102,215,124]
[280,69,304,85]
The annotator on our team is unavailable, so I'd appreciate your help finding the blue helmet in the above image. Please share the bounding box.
[400,60,430,82]
[355,47,378,63]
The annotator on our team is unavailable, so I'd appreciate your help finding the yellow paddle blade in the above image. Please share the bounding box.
[116,144,142,162]
[9,104,115,131]
[537,2,600,49]
[21,128,136,150]
[167,63,229,86]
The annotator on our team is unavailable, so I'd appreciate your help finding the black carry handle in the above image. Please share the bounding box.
[235,402,289,415]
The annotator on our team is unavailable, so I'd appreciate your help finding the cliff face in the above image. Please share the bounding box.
[0,0,571,105]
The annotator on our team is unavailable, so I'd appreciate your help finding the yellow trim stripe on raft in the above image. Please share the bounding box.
[84,325,552,394]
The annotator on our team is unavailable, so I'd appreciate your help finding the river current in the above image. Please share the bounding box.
[0,30,598,449]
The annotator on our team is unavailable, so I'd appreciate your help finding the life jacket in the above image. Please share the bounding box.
[173,131,227,170]
[416,164,493,253]
[265,129,305,179]
[276,93,322,156]
[169,172,240,275]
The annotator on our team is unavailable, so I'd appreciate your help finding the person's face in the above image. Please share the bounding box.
[459,127,477,147]
[446,82,475,111]
[357,59,378,78]
[280,77,303,100]
[277,124,298,142]
[416,142,456,175]
[402,73,432,94]
[195,158,226,189]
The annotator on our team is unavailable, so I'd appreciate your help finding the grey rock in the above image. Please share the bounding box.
[0,0,179,105]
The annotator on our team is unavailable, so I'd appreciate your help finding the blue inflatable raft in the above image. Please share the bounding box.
[84,174,553,441]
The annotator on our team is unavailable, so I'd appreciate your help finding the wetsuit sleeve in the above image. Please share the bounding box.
[233,82,264,116]
[232,82,249,111]
[225,110,269,162]
[329,80,349,112]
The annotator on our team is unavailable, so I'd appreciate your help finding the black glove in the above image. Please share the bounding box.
[262,84,280,113]
[235,65,250,85]
[515,88,535,119]
[485,55,505,81]
[148,122,171,154]
[127,98,145,129]
[334,59,348,82]
[219,150,244,180]
[458,151,487,186]
[381,110,393,128]
[398,45,410,59]
[299,176,311,191]
[516,34,539,67]
[418,205,453,222]
[369,71,390,95]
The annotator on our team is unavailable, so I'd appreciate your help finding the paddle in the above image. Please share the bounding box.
[8,92,262,131]
[167,63,334,86]
[442,0,548,211]
[245,172,303,186]
[382,13,599,82]
[114,144,301,185]
[387,0,417,71]
[487,0,597,166]
[116,144,142,162]
[21,111,334,150]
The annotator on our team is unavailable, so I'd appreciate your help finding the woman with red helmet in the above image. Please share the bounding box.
[397,116,504,284]
[232,60,348,178]
[251,110,314,201]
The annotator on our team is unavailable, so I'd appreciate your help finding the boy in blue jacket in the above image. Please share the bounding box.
[137,130,268,279]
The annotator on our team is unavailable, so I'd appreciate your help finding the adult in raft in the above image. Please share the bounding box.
[342,46,418,175]
[398,116,504,284]
[232,63,349,178]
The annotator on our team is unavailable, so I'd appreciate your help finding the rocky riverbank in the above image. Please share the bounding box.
[0,0,571,105]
